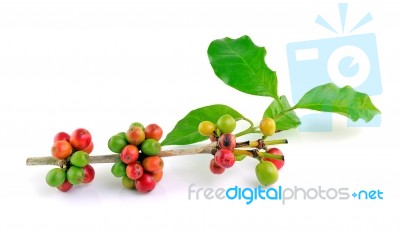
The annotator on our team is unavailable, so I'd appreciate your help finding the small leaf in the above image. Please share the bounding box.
[207,35,278,98]
[234,154,247,161]
[263,96,301,131]
[295,83,381,122]
[161,104,243,146]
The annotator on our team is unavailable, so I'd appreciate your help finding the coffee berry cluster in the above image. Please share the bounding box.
[256,118,284,185]
[199,115,285,186]
[198,114,237,174]
[108,122,164,193]
[46,128,95,192]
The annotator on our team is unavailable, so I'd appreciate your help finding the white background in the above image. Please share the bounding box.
[1,0,399,229]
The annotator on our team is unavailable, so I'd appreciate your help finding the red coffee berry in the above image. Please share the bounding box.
[144,124,163,141]
[57,180,73,192]
[82,164,95,184]
[135,173,156,193]
[263,147,285,170]
[70,128,92,150]
[126,126,145,146]
[209,158,225,174]
[152,171,163,183]
[218,133,236,150]
[82,142,94,154]
[142,156,164,173]
[54,132,70,143]
[126,162,144,180]
[51,140,73,160]
[120,145,139,164]
[214,149,235,168]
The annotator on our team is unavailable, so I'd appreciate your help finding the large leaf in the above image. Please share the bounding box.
[263,96,301,131]
[161,104,243,146]
[295,83,381,122]
[207,35,278,98]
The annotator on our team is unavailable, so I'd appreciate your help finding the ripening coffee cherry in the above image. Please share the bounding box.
[121,175,136,189]
[218,133,236,151]
[198,121,216,136]
[53,132,70,143]
[144,124,163,141]
[209,158,225,174]
[214,149,235,168]
[82,142,94,154]
[129,122,145,130]
[120,145,139,164]
[51,140,73,160]
[255,161,278,186]
[70,128,92,150]
[135,173,156,193]
[142,156,164,173]
[262,148,285,170]
[260,118,276,136]
[57,180,73,192]
[216,114,236,134]
[126,162,144,180]
[152,171,163,183]
[82,164,95,184]
[126,126,145,146]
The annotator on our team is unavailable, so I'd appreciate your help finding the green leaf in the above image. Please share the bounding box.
[234,154,247,161]
[263,96,301,131]
[207,35,278,98]
[294,83,381,122]
[161,104,243,146]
